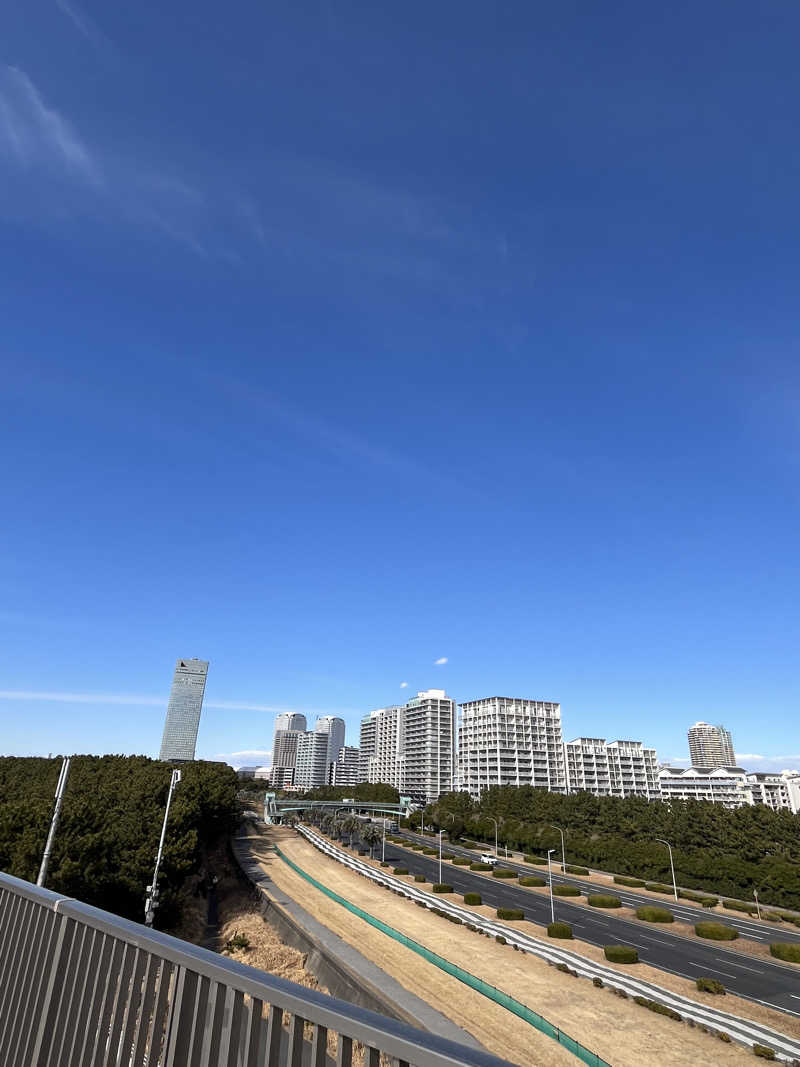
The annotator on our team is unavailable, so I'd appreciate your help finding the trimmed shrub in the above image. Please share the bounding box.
[380,861,390,867]
[422,848,437,855]
[547,922,573,939]
[763,912,783,923]
[753,1046,776,1060]
[592,976,603,987]
[679,889,717,907]
[717,1032,731,1043]
[463,892,482,906]
[614,876,646,887]
[588,894,622,908]
[645,882,672,894]
[495,934,506,944]
[636,906,675,923]
[392,867,409,875]
[496,908,524,920]
[519,876,546,887]
[553,885,581,897]
[696,977,726,995]
[470,862,493,871]
[452,857,470,866]
[565,865,589,875]
[555,962,570,973]
[695,922,738,941]
[769,942,800,963]
[524,854,547,865]
[604,945,639,964]
[414,874,426,882]
[722,899,756,915]
[432,884,453,894]
[633,996,682,1021]
[492,868,517,879]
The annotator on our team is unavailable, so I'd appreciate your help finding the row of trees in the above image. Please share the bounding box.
[415,787,800,909]
[0,756,240,926]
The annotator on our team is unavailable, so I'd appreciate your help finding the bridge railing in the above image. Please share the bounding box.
[0,870,512,1067]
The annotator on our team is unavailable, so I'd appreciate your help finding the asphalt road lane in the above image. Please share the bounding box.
[373,838,800,1017]
[398,831,800,945]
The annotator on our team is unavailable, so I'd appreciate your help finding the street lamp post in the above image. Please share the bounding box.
[488,817,499,858]
[753,889,761,920]
[547,848,556,924]
[382,821,386,864]
[655,838,678,901]
[37,756,71,888]
[145,768,181,927]
[550,824,566,872]
[438,830,446,885]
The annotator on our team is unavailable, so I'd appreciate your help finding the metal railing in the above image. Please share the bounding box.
[0,870,514,1067]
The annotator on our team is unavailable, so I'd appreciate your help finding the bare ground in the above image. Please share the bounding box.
[250,827,774,1067]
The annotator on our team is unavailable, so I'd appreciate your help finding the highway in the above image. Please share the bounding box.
[372,835,800,1017]
[399,830,800,945]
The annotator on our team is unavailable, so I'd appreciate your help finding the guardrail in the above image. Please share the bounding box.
[0,869,516,1067]
[297,826,800,1063]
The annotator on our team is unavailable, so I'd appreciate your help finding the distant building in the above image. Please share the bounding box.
[294,731,330,790]
[274,712,308,733]
[331,746,361,786]
[564,738,660,799]
[237,766,259,779]
[159,658,208,761]
[688,722,735,769]
[658,765,750,808]
[457,697,566,800]
[315,715,346,776]
[744,771,800,814]
[360,706,404,788]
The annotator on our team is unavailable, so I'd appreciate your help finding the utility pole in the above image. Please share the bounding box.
[145,768,181,927]
[547,848,556,924]
[37,757,71,887]
[753,888,761,920]
[550,824,566,872]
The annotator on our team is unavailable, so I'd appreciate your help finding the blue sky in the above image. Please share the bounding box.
[1,2,799,772]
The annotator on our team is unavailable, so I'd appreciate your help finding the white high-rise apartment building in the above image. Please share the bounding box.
[688,722,735,768]
[315,716,346,770]
[331,746,361,787]
[294,731,330,790]
[274,712,308,734]
[359,690,455,804]
[159,658,209,761]
[457,697,566,799]
[563,738,660,798]
[403,689,456,805]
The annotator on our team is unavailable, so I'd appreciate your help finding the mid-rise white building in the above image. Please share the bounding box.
[688,722,735,768]
[315,716,346,770]
[658,765,750,808]
[331,746,361,787]
[294,731,330,790]
[457,697,566,799]
[744,771,800,814]
[359,691,455,804]
[563,738,660,798]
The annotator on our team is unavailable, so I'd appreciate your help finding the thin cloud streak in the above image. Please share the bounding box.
[0,690,347,716]
[55,0,112,51]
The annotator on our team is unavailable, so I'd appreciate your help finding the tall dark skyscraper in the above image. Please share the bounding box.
[159,658,209,761]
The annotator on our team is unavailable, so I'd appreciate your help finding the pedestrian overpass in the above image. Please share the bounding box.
[263,793,414,824]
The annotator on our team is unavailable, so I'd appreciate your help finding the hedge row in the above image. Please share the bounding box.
[547,922,573,939]
[432,884,453,894]
[392,867,408,875]
[519,876,546,887]
[588,894,622,909]
[496,908,524,920]
[614,876,645,887]
[770,942,800,963]
[463,892,482,906]
[553,885,581,897]
[492,869,517,879]
[470,862,494,871]
[524,854,547,865]
[565,865,590,875]
[695,977,726,995]
[636,906,674,923]
[451,857,471,866]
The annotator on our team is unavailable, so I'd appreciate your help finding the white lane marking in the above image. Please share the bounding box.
[717,959,764,973]
[791,995,800,1001]
[688,963,738,979]
[584,917,609,925]
[755,998,800,1018]
[639,935,672,945]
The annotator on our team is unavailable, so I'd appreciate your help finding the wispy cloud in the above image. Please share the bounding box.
[400,682,408,688]
[0,690,342,716]
[55,0,111,51]
[736,753,800,771]
[212,748,272,768]
[0,66,100,184]
[434,657,448,665]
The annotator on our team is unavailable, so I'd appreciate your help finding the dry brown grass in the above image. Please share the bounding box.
[248,827,776,1067]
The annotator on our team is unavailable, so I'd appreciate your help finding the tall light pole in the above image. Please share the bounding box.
[37,756,71,888]
[381,820,386,864]
[655,838,678,902]
[488,816,499,858]
[550,824,566,872]
[753,889,761,921]
[145,768,181,927]
[547,848,556,924]
[438,829,446,885]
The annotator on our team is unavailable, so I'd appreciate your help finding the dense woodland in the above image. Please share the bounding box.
[420,787,800,910]
[0,756,239,926]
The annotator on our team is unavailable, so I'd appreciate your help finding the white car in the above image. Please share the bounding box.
[480,853,498,866]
